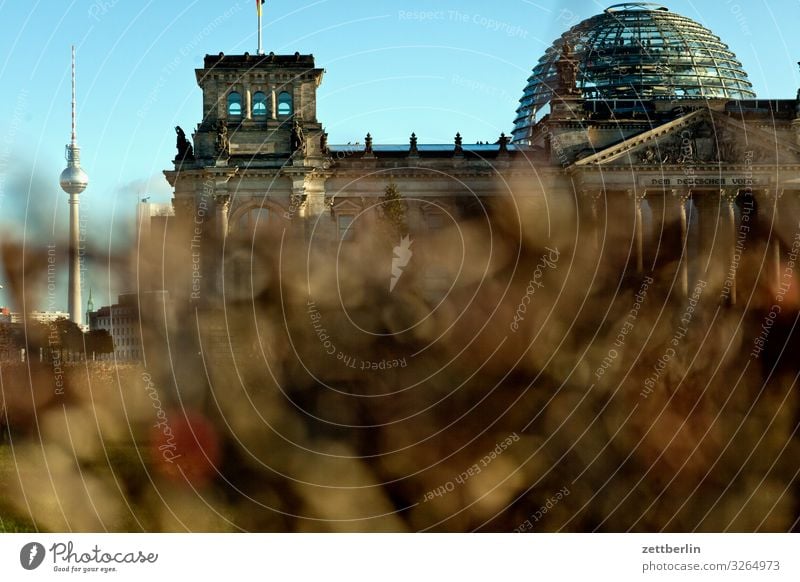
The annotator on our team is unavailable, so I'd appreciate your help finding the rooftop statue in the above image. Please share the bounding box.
[291,118,306,155]
[175,126,194,161]
[215,120,230,157]
[555,41,579,97]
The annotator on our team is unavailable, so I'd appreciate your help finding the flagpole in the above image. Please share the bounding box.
[257,6,263,55]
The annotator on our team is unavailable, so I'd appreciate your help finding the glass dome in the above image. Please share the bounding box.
[512,3,756,143]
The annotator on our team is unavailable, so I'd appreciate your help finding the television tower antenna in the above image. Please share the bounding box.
[59,45,89,326]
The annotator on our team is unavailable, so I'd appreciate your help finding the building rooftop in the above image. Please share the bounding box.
[202,52,317,69]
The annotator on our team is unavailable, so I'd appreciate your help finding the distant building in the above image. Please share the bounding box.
[10,311,71,325]
[0,323,21,362]
[135,200,175,294]
[137,200,174,238]
[88,291,170,361]
[31,311,72,324]
[88,294,140,361]
[0,308,20,362]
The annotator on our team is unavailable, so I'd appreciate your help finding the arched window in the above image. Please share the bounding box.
[253,91,268,118]
[227,91,242,117]
[277,91,293,117]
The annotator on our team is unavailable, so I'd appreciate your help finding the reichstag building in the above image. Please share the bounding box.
[161,2,800,305]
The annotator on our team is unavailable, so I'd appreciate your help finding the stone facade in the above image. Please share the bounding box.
[163,51,800,307]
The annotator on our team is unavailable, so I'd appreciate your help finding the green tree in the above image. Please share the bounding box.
[85,329,114,358]
[52,318,85,360]
[381,182,407,237]
[23,321,50,360]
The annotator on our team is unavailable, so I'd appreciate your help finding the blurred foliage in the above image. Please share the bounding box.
[85,329,114,355]
[0,515,37,533]
[0,319,113,361]
[0,184,798,533]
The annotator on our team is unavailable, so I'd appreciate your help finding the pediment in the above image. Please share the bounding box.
[573,109,800,167]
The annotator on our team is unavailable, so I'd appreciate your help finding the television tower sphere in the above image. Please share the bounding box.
[59,162,89,195]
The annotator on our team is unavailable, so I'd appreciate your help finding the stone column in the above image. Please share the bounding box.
[631,189,647,274]
[270,88,277,120]
[588,190,603,251]
[214,194,231,297]
[216,80,226,120]
[773,234,782,293]
[244,86,252,121]
[673,189,691,297]
[288,176,311,240]
[293,84,302,119]
[721,188,739,305]
[215,194,231,241]
[579,190,602,251]
[769,189,784,293]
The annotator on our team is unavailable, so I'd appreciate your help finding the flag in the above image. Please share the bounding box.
[256,0,265,16]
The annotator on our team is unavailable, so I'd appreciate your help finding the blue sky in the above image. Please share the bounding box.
[1,0,798,309]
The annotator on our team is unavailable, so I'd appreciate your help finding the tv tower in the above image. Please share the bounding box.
[59,46,88,326]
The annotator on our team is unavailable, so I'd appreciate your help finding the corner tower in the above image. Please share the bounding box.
[192,52,325,161]
[164,52,329,303]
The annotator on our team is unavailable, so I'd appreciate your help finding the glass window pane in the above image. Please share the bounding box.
[277,91,292,117]
[228,91,242,117]
[253,91,267,117]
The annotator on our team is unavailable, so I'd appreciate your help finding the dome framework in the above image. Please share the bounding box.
[512,3,756,143]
